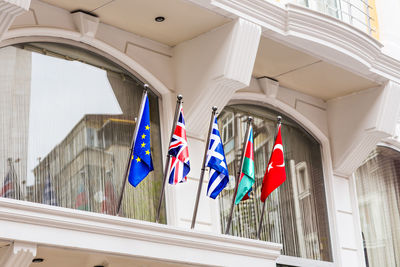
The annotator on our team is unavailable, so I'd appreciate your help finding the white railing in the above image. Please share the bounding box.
[290,0,376,36]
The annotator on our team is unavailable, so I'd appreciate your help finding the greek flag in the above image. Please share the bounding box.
[206,116,229,199]
[43,173,57,206]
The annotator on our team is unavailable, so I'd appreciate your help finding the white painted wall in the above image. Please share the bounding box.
[375,0,400,60]
[1,1,400,267]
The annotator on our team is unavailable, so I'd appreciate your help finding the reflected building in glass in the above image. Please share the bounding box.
[218,105,332,262]
[0,46,32,200]
[32,114,135,215]
[1,42,164,222]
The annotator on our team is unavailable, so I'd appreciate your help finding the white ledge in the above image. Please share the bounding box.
[0,198,282,266]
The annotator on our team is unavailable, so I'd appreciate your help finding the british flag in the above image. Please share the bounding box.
[168,104,190,184]
[0,170,15,198]
[1,159,17,199]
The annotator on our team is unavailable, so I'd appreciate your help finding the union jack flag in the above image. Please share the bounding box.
[168,104,190,184]
[0,170,15,198]
[0,159,17,199]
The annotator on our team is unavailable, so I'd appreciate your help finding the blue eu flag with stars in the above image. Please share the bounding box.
[128,91,154,187]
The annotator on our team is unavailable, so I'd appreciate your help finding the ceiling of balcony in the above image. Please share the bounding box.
[253,37,379,100]
[29,246,199,267]
[38,1,378,100]
[40,0,231,46]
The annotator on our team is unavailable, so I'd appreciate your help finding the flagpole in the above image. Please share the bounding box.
[116,84,149,216]
[256,116,282,240]
[190,106,218,229]
[156,94,183,223]
[225,116,253,235]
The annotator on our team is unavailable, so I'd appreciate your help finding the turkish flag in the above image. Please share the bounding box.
[261,125,286,202]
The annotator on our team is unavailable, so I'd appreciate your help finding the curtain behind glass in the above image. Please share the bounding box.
[0,43,165,223]
[355,147,400,267]
[219,105,332,262]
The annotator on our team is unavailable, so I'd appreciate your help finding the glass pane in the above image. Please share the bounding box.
[355,147,400,267]
[218,104,332,262]
[0,43,165,223]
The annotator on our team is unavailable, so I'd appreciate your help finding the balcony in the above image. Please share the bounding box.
[287,0,378,38]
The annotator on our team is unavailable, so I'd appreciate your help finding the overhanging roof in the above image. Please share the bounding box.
[41,0,231,46]
[254,37,379,100]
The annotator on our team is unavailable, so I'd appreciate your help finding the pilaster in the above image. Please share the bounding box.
[331,173,366,267]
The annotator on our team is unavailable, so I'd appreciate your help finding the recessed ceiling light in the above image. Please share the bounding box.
[155,16,165,22]
[32,258,44,263]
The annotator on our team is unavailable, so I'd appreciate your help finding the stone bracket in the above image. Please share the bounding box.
[71,11,100,38]
[173,17,261,138]
[0,241,37,267]
[328,81,400,176]
[257,76,279,98]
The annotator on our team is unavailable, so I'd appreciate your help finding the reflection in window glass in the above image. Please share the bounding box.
[0,43,165,222]
[355,146,400,267]
[219,105,332,262]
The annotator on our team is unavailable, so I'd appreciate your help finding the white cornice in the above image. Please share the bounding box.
[0,198,281,266]
[190,0,400,85]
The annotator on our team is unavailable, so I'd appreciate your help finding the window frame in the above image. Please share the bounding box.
[352,142,400,267]
[0,39,166,221]
[220,101,338,267]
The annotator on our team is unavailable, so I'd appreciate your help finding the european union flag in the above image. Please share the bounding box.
[128,92,154,187]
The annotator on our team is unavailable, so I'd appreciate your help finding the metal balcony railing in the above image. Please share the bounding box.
[290,0,377,37]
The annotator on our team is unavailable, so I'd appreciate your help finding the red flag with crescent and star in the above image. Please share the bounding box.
[261,124,286,202]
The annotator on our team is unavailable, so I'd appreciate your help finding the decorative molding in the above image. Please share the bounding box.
[190,0,400,86]
[277,255,334,267]
[181,18,261,138]
[71,11,100,38]
[0,0,31,40]
[257,76,279,98]
[0,241,37,267]
[1,27,171,96]
[328,81,400,176]
[0,198,282,266]
[224,18,262,86]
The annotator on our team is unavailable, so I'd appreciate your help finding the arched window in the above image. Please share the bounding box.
[219,104,332,262]
[0,42,165,222]
[354,146,400,267]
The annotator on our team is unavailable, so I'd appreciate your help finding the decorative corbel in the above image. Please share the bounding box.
[0,0,31,40]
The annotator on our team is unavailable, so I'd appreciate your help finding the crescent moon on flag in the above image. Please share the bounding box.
[273,144,285,167]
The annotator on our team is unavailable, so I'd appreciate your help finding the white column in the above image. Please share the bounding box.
[332,173,366,267]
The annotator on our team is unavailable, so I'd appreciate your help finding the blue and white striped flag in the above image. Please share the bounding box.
[206,116,229,199]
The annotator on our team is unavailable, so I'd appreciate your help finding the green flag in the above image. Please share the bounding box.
[235,126,255,204]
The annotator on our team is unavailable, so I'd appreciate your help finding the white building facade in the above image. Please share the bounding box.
[0,0,400,266]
